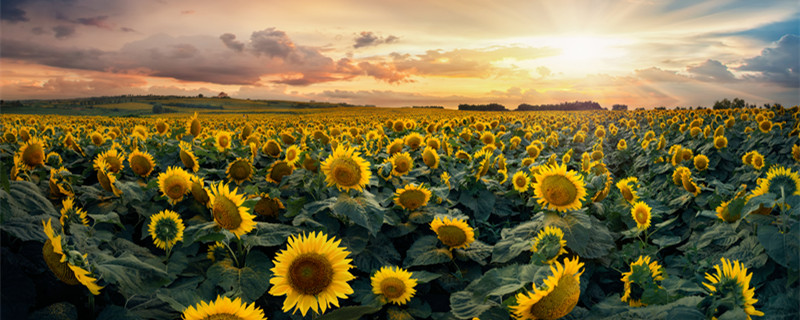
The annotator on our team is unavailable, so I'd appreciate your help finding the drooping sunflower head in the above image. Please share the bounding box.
[682,172,702,196]
[694,154,709,172]
[703,258,764,320]
[148,209,185,251]
[371,266,418,305]
[215,131,233,152]
[179,141,200,172]
[631,201,652,231]
[155,118,169,135]
[592,174,614,203]
[715,200,742,223]
[533,163,587,212]
[430,216,475,250]
[93,158,122,196]
[320,145,371,192]
[386,138,405,155]
[157,166,192,205]
[269,231,356,316]
[266,160,294,184]
[41,219,103,295]
[404,132,424,150]
[187,112,202,137]
[59,197,89,228]
[206,181,256,238]
[49,167,74,198]
[616,177,639,204]
[206,242,228,262]
[263,139,282,158]
[621,255,664,307]
[793,145,800,162]
[190,175,210,205]
[253,193,285,218]
[512,256,584,320]
[531,226,568,264]
[422,147,440,169]
[672,166,690,185]
[393,183,432,211]
[181,295,266,320]
[18,136,46,170]
[226,157,254,185]
[97,148,125,173]
[751,165,800,198]
[128,149,156,177]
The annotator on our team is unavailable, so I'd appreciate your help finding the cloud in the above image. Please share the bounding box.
[686,59,736,82]
[249,28,295,58]
[220,33,244,52]
[0,0,28,22]
[536,66,551,77]
[52,25,76,39]
[76,15,113,29]
[388,46,557,78]
[121,27,136,33]
[353,31,399,48]
[737,34,799,88]
[634,67,690,82]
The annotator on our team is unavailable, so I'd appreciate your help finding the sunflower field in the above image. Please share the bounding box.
[1,106,799,320]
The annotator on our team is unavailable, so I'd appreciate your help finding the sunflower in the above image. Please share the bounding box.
[321,145,371,192]
[592,174,614,202]
[181,295,266,320]
[215,131,233,152]
[793,145,800,162]
[694,154,709,172]
[190,175,210,205]
[41,219,103,295]
[422,147,440,169]
[97,149,125,173]
[49,167,74,198]
[302,154,319,173]
[404,132,424,150]
[672,166,690,185]
[531,226,568,264]
[90,132,105,146]
[758,120,772,133]
[62,132,84,155]
[616,177,639,204]
[157,166,192,205]
[206,242,228,262]
[440,171,452,189]
[480,131,495,145]
[128,149,156,177]
[714,136,728,149]
[750,166,800,198]
[617,139,627,151]
[266,160,294,184]
[269,231,356,316]
[59,197,89,228]
[155,118,169,135]
[18,136,46,170]
[703,258,764,320]
[716,200,742,223]
[511,257,584,320]
[284,145,303,167]
[253,193,285,218]
[148,210,185,251]
[371,266,418,305]
[394,184,432,211]
[46,151,63,167]
[682,172,702,196]
[526,145,541,159]
[512,171,531,193]
[206,181,256,238]
[94,158,122,196]
[263,139,282,158]
[386,138,405,155]
[430,216,475,249]
[631,201,652,231]
[178,141,200,172]
[621,256,664,307]
[187,112,202,137]
[226,157,254,185]
[532,164,587,212]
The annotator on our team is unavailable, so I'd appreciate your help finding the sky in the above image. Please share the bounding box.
[1,0,798,109]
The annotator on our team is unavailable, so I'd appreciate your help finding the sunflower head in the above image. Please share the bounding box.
[320,146,371,192]
[531,226,568,264]
[206,181,256,238]
[181,295,266,320]
[694,154,709,171]
[190,175,210,205]
[155,118,169,135]
[179,141,200,172]
[94,158,122,196]
[621,255,664,307]
[758,120,772,133]
[422,147,440,169]
[715,199,742,223]
[263,139,282,158]
[512,257,584,320]
[266,160,294,184]
[386,138,405,155]
[751,166,800,198]
[617,139,627,151]
[41,219,79,286]
[157,166,191,205]
[404,132,424,150]
[59,197,89,229]
[533,164,587,212]
[148,210,185,250]
[284,145,303,167]
[90,132,105,146]
[631,201,652,231]
[372,266,418,305]
[703,258,764,320]
[394,184,432,211]
[269,231,356,316]
[254,193,285,218]
[98,149,125,173]
[49,167,74,198]
[187,112,202,137]
[226,157,254,185]
[682,172,702,196]
[128,149,156,177]
[215,131,233,152]
[206,242,228,262]
[792,145,800,162]
[750,152,765,170]
[18,136,46,170]
[46,152,63,167]
[430,216,475,249]
[512,171,531,193]
[616,177,639,204]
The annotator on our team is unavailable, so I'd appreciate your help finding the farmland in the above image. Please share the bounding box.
[1,105,799,320]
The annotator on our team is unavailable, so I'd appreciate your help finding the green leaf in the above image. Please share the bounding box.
[412,270,443,284]
[449,290,497,319]
[403,236,452,267]
[94,252,170,296]
[206,250,273,302]
[244,222,300,247]
[316,305,382,320]
[88,211,124,228]
[758,224,800,269]
[457,240,491,265]
[561,211,614,259]
[331,193,384,236]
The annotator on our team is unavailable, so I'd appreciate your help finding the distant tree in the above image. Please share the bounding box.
[611,104,628,111]
[198,93,204,98]
[713,98,731,109]
[732,98,745,109]
[516,100,603,111]
[655,106,667,110]
[152,102,164,114]
[458,103,507,111]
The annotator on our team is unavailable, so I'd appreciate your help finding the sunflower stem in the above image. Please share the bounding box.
[223,240,240,268]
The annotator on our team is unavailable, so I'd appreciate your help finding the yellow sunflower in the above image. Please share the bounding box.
[751,152,765,170]
[266,160,294,184]
[49,167,74,198]
[148,209,185,251]
[41,219,103,295]
[750,166,800,198]
[155,118,169,135]
[716,200,742,223]
[59,197,89,228]
[190,175,210,205]
[793,145,800,162]
[389,152,413,177]
[157,166,192,205]
[179,141,200,172]
[226,157,254,185]
[682,172,702,196]
[616,177,639,204]
[714,136,728,149]
[253,193,285,218]
[694,154,709,172]
[46,151,63,167]
[284,144,303,167]
[617,139,627,151]
[128,149,156,177]
[17,136,46,170]
[263,139,282,158]
[631,201,652,231]
[215,131,233,152]
[302,154,319,173]
[422,146,440,169]
[206,242,228,262]
[441,171,452,190]
[404,132,424,150]
[703,258,764,320]
[512,171,531,193]
[206,181,256,238]
[394,184,432,211]
[592,174,614,203]
[532,163,587,212]
[430,216,475,250]
[181,295,266,320]
[511,257,584,320]
[371,266,418,305]
[269,231,356,316]
[97,149,125,173]
[320,145,371,192]
[621,256,664,307]
[386,138,405,155]
[531,226,568,264]
[673,166,690,185]
[93,158,122,196]
[187,112,202,137]
[526,145,541,159]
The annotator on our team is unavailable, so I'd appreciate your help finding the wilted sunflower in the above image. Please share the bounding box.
[179,141,200,172]
[284,145,303,167]
[694,154,709,172]
[404,132,424,150]
[206,181,256,238]
[371,266,418,305]
[18,136,46,170]
[226,157,254,185]
[215,131,233,152]
[422,146,440,169]
[41,219,103,295]
[59,197,89,228]
[430,216,475,249]
[703,258,764,320]
[253,193,285,218]
[148,209,185,251]
[750,166,800,198]
[394,183,432,211]
[512,257,584,320]
[621,256,664,307]
[269,231,356,316]
[49,167,74,198]
[512,171,531,193]
[266,160,294,184]
[631,201,652,231]
[128,149,156,177]
[93,158,122,196]
[533,163,587,212]
[157,166,192,205]
[97,149,125,173]
[531,226,568,264]
[181,295,266,320]
[186,112,202,137]
[321,145,371,192]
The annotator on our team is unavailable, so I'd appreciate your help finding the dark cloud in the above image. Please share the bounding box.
[220,33,244,52]
[1,38,108,70]
[31,27,45,35]
[1,0,28,22]
[686,59,736,82]
[249,28,295,58]
[52,25,76,39]
[353,31,399,49]
[737,34,799,88]
[76,15,112,29]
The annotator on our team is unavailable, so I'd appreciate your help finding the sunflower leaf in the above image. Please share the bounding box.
[404,236,452,267]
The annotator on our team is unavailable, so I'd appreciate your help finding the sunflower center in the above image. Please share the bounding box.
[213,196,243,230]
[229,161,251,181]
[287,149,297,161]
[22,143,44,167]
[42,240,79,285]
[399,190,426,211]
[541,175,578,206]
[331,158,361,187]
[269,162,293,183]
[255,197,280,218]
[164,176,188,199]
[130,155,152,176]
[406,137,421,149]
[219,136,230,148]
[423,151,436,167]
[266,142,281,157]
[634,208,648,225]
[437,225,467,248]
[156,122,167,134]
[530,273,580,320]
[288,253,334,296]
[380,277,407,299]
[104,156,122,173]
[389,143,403,155]
[202,313,243,320]
[394,159,410,173]
[515,175,527,188]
